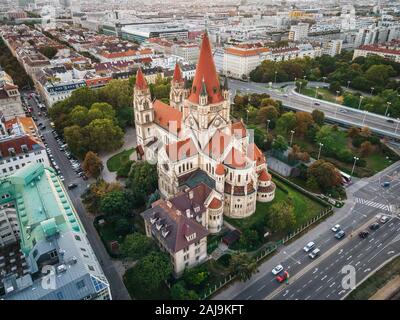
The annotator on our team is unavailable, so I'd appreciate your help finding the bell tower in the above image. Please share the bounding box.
[170,63,188,112]
[133,68,154,146]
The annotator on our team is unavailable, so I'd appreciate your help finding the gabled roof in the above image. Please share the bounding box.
[231,121,247,139]
[135,68,148,90]
[153,99,183,134]
[203,130,232,159]
[208,197,222,209]
[172,63,184,83]
[0,135,43,158]
[224,147,247,169]
[259,169,271,182]
[166,138,198,162]
[247,143,266,166]
[188,33,224,105]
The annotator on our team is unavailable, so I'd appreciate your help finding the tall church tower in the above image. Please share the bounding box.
[170,63,188,112]
[183,32,231,147]
[133,68,154,146]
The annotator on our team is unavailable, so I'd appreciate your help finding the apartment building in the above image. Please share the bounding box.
[288,23,309,41]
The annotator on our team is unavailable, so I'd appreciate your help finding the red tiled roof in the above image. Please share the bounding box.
[135,68,148,90]
[224,147,247,169]
[165,138,198,162]
[225,46,269,57]
[215,163,225,175]
[173,63,184,83]
[204,130,232,159]
[0,135,42,158]
[153,99,183,134]
[209,197,222,209]
[259,169,271,182]
[188,33,223,105]
[247,143,266,166]
[231,121,247,138]
[357,45,400,55]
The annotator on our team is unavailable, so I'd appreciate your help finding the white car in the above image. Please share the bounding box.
[380,215,390,224]
[331,224,341,232]
[303,242,315,253]
[272,265,284,275]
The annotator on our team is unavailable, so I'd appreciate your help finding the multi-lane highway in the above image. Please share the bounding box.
[228,79,400,139]
[214,162,400,300]
[23,91,131,300]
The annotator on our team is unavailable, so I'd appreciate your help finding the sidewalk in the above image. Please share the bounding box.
[99,127,137,183]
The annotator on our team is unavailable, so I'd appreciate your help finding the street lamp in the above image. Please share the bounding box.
[317,142,324,160]
[385,102,391,117]
[315,86,319,98]
[335,90,340,103]
[274,70,278,84]
[358,96,364,109]
[351,156,359,176]
[290,130,295,146]
[370,87,374,95]
[322,76,327,83]
[347,80,351,89]
[266,119,271,135]
[246,109,249,123]
[395,118,400,135]
[362,110,368,126]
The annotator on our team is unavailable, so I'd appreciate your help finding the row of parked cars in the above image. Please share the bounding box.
[271,214,392,283]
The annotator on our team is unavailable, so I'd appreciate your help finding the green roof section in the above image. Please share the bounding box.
[0,163,83,256]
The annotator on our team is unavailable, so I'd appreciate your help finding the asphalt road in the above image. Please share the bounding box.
[23,92,131,300]
[214,162,400,300]
[228,79,400,139]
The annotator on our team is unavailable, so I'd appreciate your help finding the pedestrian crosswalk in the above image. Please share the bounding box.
[354,198,391,212]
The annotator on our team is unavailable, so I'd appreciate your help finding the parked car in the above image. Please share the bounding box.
[331,224,341,232]
[314,102,320,106]
[67,183,78,190]
[335,230,346,240]
[381,181,390,188]
[276,271,289,283]
[386,119,394,123]
[359,231,369,239]
[272,265,284,275]
[308,248,320,259]
[369,223,380,231]
[303,242,315,253]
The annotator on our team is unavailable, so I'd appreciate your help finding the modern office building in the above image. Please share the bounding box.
[0,163,111,300]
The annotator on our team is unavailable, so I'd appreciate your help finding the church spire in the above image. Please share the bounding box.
[172,63,184,83]
[188,32,223,105]
[135,68,148,90]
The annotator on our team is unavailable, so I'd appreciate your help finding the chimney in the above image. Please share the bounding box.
[189,191,194,199]
[186,209,191,217]
[167,201,172,208]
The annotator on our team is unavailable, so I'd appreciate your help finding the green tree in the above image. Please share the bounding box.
[256,106,278,126]
[124,251,172,294]
[88,102,116,122]
[87,118,124,153]
[306,176,319,192]
[120,233,155,260]
[229,252,259,282]
[183,265,209,287]
[267,201,296,232]
[100,190,132,216]
[329,81,342,95]
[39,46,58,59]
[82,180,123,214]
[308,160,343,191]
[126,162,158,195]
[170,282,199,300]
[311,109,325,126]
[276,111,296,135]
[64,125,89,158]
[272,135,288,152]
[69,105,89,127]
[295,111,314,136]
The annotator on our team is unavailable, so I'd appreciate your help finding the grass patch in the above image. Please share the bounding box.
[106,148,134,172]
[346,255,400,300]
[302,87,341,104]
[226,180,325,244]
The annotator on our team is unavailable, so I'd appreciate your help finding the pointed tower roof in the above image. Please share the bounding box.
[172,63,184,83]
[188,32,223,104]
[223,76,229,90]
[135,68,148,90]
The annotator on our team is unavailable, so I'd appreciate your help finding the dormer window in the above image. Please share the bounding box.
[8,148,15,157]
[185,233,196,242]
[21,145,28,153]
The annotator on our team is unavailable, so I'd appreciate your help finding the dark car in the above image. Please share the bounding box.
[359,231,369,239]
[67,183,78,190]
[386,119,394,123]
[335,230,346,240]
[369,223,380,231]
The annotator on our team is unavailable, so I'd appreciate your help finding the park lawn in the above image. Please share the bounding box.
[364,153,395,174]
[106,148,134,172]
[346,256,400,300]
[226,181,325,234]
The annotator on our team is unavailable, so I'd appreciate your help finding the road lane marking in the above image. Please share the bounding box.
[327,277,334,283]
[316,286,323,292]
[346,255,352,261]
[355,261,361,266]
[257,284,266,292]
[364,268,372,273]
[377,243,382,248]
[329,282,336,288]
